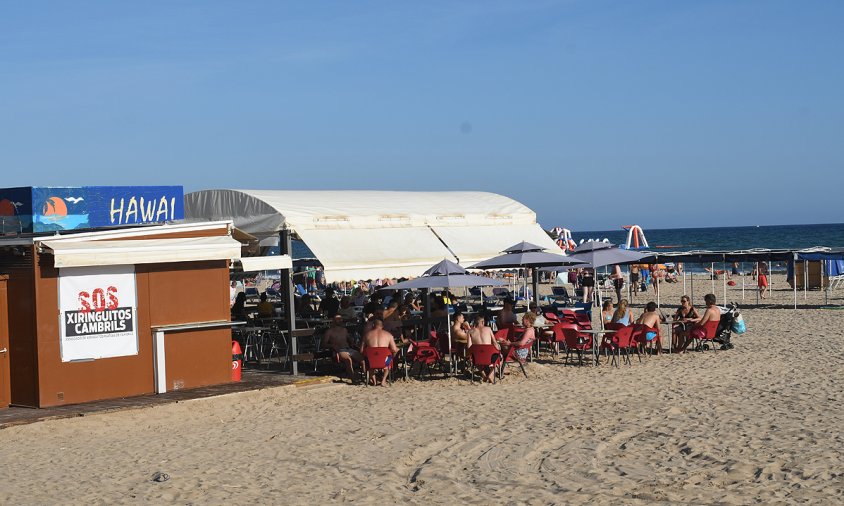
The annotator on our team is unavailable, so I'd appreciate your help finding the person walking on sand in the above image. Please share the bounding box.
[581,268,595,304]
[629,264,640,297]
[610,264,624,303]
[758,262,770,299]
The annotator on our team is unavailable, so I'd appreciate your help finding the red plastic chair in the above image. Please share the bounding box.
[468,344,502,383]
[560,309,579,325]
[501,339,533,378]
[562,326,592,366]
[598,322,625,361]
[363,347,394,386]
[433,330,465,372]
[539,321,568,356]
[606,325,635,367]
[632,323,662,357]
[692,320,720,352]
[407,339,441,379]
[497,322,517,336]
[493,328,512,342]
[574,312,592,330]
[501,327,536,378]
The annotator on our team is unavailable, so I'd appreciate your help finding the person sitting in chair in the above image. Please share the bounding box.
[451,312,470,346]
[679,293,720,352]
[507,311,536,363]
[467,314,500,383]
[600,300,614,325]
[610,299,633,326]
[361,318,398,386]
[322,315,364,380]
[318,287,340,317]
[497,299,518,326]
[636,302,664,354]
[231,292,247,322]
[257,292,274,319]
[671,295,699,350]
[337,296,357,320]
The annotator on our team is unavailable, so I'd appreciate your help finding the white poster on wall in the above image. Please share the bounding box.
[59,265,138,362]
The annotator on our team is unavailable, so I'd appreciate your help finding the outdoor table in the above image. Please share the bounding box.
[235,326,270,364]
[396,340,414,380]
[665,319,694,354]
[577,328,616,365]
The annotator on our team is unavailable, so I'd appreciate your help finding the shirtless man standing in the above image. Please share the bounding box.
[321,315,364,380]
[467,315,500,382]
[361,318,399,386]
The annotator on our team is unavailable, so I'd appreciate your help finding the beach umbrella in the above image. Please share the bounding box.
[567,243,648,316]
[468,242,586,307]
[422,258,469,276]
[572,240,615,253]
[567,243,647,269]
[387,259,505,290]
[382,259,505,374]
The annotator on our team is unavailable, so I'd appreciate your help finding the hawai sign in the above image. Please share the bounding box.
[0,185,184,234]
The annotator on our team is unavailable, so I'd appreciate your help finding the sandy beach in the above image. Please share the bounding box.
[1,274,842,504]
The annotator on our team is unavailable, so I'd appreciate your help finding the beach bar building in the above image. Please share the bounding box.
[0,186,255,408]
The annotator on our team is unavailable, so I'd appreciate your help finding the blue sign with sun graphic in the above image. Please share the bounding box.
[0,186,184,234]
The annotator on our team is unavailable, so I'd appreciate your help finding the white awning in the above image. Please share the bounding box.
[431,224,562,266]
[237,255,292,272]
[185,190,537,233]
[183,189,554,281]
[41,236,243,268]
[294,227,456,282]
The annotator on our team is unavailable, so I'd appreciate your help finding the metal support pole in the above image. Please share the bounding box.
[656,272,660,309]
[825,261,829,305]
[741,262,745,300]
[691,266,695,304]
[711,262,715,295]
[722,260,727,303]
[755,262,759,305]
[153,330,167,393]
[804,260,808,301]
[423,287,431,331]
[793,253,798,309]
[280,228,298,375]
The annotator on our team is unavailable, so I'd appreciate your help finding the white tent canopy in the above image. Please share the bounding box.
[41,236,244,268]
[184,190,559,282]
[236,255,293,272]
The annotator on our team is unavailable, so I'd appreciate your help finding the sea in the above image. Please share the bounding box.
[570,223,844,252]
[570,223,844,273]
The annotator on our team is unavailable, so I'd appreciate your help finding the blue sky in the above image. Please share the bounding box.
[1,1,841,231]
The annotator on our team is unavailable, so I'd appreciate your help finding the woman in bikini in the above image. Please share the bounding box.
[610,299,633,326]
[600,300,614,325]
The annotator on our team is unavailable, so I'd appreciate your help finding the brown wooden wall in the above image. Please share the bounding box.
[141,261,232,391]
[4,258,39,407]
[33,258,231,408]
